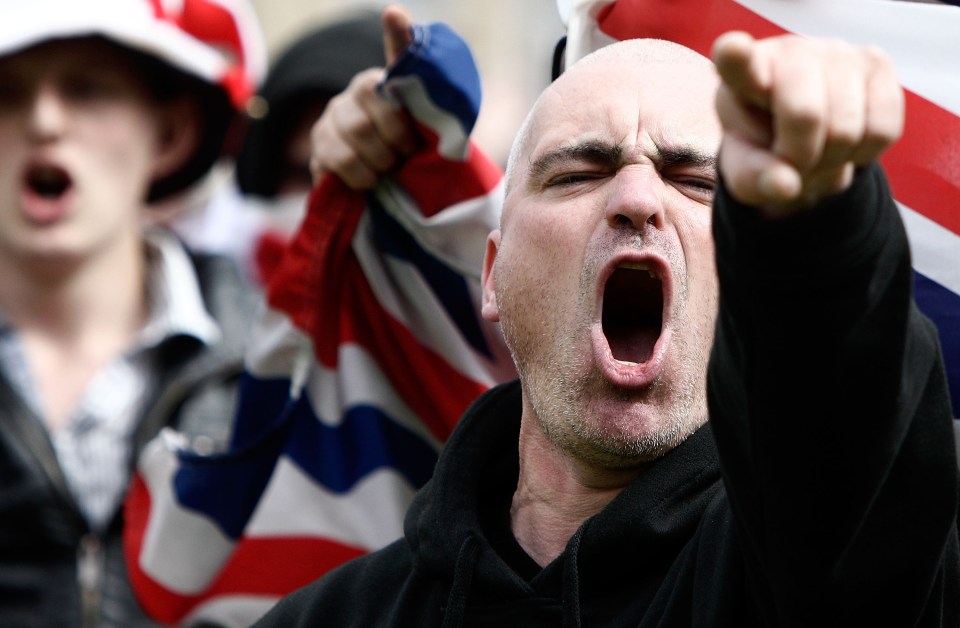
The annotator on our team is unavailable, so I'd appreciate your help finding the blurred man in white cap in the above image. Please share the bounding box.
[0,1,264,625]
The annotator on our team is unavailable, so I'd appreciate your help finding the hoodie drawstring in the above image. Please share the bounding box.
[562,524,585,628]
[442,534,480,628]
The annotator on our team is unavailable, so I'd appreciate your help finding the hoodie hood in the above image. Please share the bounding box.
[404,381,529,594]
[235,10,385,198]
[402,380,725,626]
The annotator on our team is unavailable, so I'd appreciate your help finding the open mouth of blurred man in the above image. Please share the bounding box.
[21,161,73,225]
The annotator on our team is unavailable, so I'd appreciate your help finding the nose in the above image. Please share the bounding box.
[26,83,67,142]
[604,165,665,231]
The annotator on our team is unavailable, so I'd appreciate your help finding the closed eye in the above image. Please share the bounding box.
[668,176,715,204]
[0,72,26,109]
[546,170,610,187]
[672,175,715,192]
[663,161,717,204]
[529,140,623,192]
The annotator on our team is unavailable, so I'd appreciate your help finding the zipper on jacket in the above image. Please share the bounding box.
[78,533,104,628]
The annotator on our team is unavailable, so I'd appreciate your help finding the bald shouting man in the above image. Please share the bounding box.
[255,28,958,628]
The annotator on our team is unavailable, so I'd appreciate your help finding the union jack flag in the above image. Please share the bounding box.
[124,22,514,626]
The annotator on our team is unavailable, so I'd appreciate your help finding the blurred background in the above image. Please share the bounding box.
[246,0,948,167]
[249,0,566,167]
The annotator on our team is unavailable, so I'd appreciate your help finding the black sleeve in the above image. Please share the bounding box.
[708,163,960,626]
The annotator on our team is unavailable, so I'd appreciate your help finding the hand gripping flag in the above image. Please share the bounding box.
[560,0,960,416]
[124,23,515,626]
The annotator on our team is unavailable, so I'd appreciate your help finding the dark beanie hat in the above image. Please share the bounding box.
[236,9,385,198]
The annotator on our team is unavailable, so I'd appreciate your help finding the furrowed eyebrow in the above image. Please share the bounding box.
[658,145,718,174]
[528,141,624,184]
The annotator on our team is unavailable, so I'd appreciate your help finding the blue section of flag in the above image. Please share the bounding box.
[388,22,481,137]
[915,272,960,416]
[228,375,295,450]
[284,402,439,494]
[173,378,298,539]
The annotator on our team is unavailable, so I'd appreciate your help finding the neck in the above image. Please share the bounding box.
[0,240,146,344]
[0,231,148,428]
[509,410,640,567]
[0,234,147,341]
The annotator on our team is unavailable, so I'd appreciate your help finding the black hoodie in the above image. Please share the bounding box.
[255,166,959,627]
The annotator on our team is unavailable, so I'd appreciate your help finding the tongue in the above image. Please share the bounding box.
[606,322,658,364]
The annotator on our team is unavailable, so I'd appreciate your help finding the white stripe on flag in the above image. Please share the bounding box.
[138,431,236,594]
[735,0,960,115]
[899,202,960,294]
[245,457,415,550]
[388,75,472,161]
[243,306,313,383]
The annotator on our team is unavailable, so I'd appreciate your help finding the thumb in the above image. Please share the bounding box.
[382,4,415,66]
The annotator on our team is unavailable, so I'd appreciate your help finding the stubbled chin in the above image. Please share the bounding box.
[575,393,688,464]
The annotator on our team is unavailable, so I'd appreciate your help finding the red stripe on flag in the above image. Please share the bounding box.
[123,474,175,620]
[337,255,489,441]
[596,0,782,56]
[199,535,366,602]
[126,476,367,625]
[267,176,365,369]
[882,92,960,236]
[596,0,960,236]
[395,132,503,218]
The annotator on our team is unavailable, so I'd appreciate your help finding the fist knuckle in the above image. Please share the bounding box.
[827,121,861,152]
[782,102,822,134]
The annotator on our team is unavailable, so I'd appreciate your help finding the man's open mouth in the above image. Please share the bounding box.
[25,164,72,199]
[601,261,664,365]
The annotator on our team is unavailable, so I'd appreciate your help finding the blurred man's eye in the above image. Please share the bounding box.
[63,77,110,100]
[0,74,26,108]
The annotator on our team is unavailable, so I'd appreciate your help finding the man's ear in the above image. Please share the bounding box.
[151,97,201,181]
[481,230,501,322]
